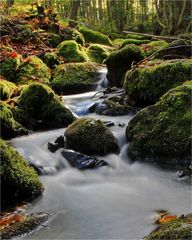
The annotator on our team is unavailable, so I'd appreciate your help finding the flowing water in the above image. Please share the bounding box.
[10,69,191,239]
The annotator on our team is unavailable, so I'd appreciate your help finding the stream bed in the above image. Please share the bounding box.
[10,70,191,239]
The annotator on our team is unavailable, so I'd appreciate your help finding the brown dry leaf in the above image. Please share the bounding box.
[156,214,177,224]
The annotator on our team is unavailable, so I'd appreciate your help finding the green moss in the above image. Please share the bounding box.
[18,83,75,129]
[43,52,61,68]
[57,40,89,63]
[145,214,192,240]
[113,38,126,47]
[17,56,51,84]
[126,34,151,40]
[124,59,192,106]
[12,24,33,43]
[51,62,99,94]
[0,78,17,100]
[65,118,118,155]
[47,32,63,48]
[0,139,44,209]
[62,28,85,46]
[0,46,22,82]
[141,41,169,57]
[87,44,109,64]
[80,27,113,46]
[120,38,150,48]
[106,44,144,87]
[126,82,192,164]
[0,101,28,139]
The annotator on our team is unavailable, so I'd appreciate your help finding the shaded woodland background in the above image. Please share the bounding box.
[1,0,192,36]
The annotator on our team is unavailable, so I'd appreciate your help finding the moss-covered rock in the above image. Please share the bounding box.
[126,33,151,40]
[57,40,89,63]
[17,56,51,84]
[145,214,192,240]
[0,77,17,100]
[120,39,150,48]
[43,52,61,68]
[113,38,126,48]
[65,118,118,155]
[0,139,44,210]
[0,46,22,82]
[87,44,109,64]
[0,102,28,140]
[106,44,144,87]
[126,82,192,166]
[124,59,192,106]
[18,83,75,129]
[51,62,99,94]
[80,27,113,46]
[61,28,85,46]
[47,32,63,48]
[141,40,169,57]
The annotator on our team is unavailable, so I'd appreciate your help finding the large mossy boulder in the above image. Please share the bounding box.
[87,44,109,64]
[65,118,118,155]
[145,214,192,240]
[18,83,75,129]
[124,59,192,106]
[51,62,99,94]
[80,27,113,46]
[61,28,85,46]
[0,77,17,100]
[0,139,44,210]
[43,52,61,68]
[17,56,51,84]
[126,82,192,166]
[0,46,22,82]
[57,40,89,63]
[0,102,28,140]
[106,44,144,87]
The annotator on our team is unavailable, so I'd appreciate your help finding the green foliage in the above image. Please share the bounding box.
[145,214,192,240]
[87,44,109,63]
[126,81,192,164]
[0,78,17,100]
[0,101,28,140]
[18,83,75,129]
[106,44,144,86]
[120,39,150,48]
[43,52,61,69]
[1,46,22,82]
[113,38,126,47]
[65,118,118,155]
[17,56,51,84]
[124,59,192,106]
[51,62,99,94]
[57,40,89,63]
[141,40,169,57]
[80,27,113,46]
[0,138,44,209]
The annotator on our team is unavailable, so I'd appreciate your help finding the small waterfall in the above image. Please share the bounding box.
[96,67,109,91]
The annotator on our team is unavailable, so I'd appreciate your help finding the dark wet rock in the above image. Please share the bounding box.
[62,149,107,169]
[65,118,118,155]
[0,212,50,240]
[103,121,115,127]
[177,165,192,178]
[48,135,65,153]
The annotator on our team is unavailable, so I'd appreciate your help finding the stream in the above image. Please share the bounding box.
[10,69,191,239]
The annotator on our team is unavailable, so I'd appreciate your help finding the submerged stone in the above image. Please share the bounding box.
[62,149,107,169]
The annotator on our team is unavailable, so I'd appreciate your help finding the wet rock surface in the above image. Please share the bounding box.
[62,149,108,169]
